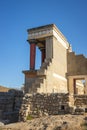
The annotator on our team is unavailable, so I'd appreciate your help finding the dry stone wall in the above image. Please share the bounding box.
[74,95,87,107]
[19,93,87,121]
[74,95,87,114]
[1,89,87,123]
[0,90,23,123]
[19,93,70,121]
[0,90,71,123]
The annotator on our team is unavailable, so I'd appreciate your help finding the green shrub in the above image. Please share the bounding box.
[81,122,87,130]
[0,127,2,130]
[26,114,33,120]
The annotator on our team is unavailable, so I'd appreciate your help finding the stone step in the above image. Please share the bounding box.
[27,59,52,94]
[37,69,46,75]
[29,76,45,93]
[32,84,40,89]
[35,78,43,84]
[28,77,44,94]
[29,88,37,93]
[40,63,49,69]
[41,65,48,69]
[40,58,52,69]
[28,87,33,93]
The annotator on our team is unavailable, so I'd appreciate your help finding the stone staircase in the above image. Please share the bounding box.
[29,78,43,93]
[28,58,52,94]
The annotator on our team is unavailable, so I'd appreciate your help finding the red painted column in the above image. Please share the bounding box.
[41,48,45,63]
[30,43,36,70]
[73,79,76,94]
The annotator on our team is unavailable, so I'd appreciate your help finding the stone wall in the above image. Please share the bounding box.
[19,93,70,121]
[39,35,68,94]
[67,95,87,114]
[67,52,87,75]
[24,24,69,94]
[0,89,23,123]
[19,93,87,121]
[74,95,87,109]
[1,90,87,122]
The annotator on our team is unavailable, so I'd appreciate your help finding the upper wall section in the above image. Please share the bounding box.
[27,24,69,49]
[67,52,87,76]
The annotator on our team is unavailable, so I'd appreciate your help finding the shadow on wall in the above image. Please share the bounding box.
[0,89,23,124]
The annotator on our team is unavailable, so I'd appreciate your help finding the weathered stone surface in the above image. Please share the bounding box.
[0,90,23,123]
[19,93,70,121]
[1,24,87,125]
[24,24,69,94]
[23,24,87,95]
[1,114,86,130]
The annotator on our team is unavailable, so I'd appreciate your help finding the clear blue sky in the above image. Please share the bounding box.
[0,0,87,89]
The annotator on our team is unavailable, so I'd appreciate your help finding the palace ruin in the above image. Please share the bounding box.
[19,24,87,121]
[0,24,87,123]
[23,24,87,95]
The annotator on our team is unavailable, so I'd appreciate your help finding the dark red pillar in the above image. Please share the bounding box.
[30,43,36,70]
[41,48,45,63]
[73,79,76,94]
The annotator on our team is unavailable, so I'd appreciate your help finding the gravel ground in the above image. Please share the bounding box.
[0,114,87,130]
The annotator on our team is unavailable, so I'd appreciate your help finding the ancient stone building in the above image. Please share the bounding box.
[23,24,87,95]
[0,24,87,123]
[18,24,87,120]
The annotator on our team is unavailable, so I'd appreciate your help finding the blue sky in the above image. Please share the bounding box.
[0,0,87,89]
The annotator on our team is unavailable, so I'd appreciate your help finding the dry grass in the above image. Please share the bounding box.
[0,86,10,92]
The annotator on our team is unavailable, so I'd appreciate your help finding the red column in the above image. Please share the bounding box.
[73,79,76,94]
[30,43,36,70]
[41,48,45,63]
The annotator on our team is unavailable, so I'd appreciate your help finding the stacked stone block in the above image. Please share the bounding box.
[19,93,70,121]
[74,95,87,106]
[65,95,87,115]
[0,90,23,123]
[24,24,69,94]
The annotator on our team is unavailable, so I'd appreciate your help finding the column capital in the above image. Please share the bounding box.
[27,39,38,44]
[39,47,45,51]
